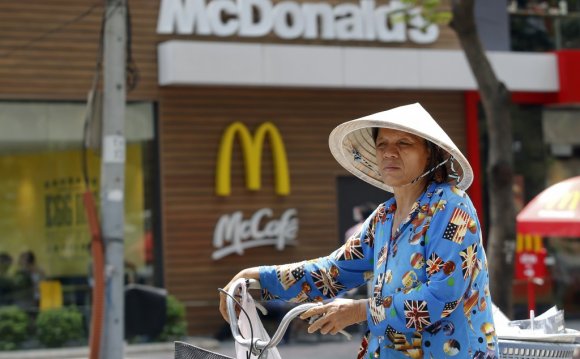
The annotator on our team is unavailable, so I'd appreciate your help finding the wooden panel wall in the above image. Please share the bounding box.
[0,0,460,101]
[159,87,465,334]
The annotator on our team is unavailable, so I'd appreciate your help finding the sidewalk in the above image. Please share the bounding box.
[1,322,578,359]
[0,337,217,359]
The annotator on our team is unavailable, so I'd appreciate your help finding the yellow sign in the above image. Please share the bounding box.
[216,122,290,196]
[39,280,63,311]
[516,233,543,253]
[0,146,145,277]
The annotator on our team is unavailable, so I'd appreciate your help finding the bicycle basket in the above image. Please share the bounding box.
[175,341,234,359]
[498,339,579,359]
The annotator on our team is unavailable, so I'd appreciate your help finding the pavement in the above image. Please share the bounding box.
[0,321,578,359]
[0,338,212,359]
[0,336,360,359]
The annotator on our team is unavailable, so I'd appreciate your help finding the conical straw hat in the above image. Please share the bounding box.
[328,103,473,193]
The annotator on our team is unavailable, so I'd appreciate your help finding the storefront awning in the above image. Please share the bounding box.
[517,176,580,237]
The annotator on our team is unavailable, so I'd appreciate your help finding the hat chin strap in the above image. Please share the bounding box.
[401,156,460,188]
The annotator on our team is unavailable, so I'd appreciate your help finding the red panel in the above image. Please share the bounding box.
[556,50,580,103]
[511,92,558,104]
[464,92,484,231]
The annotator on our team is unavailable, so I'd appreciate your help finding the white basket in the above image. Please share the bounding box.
[498,339,579,359]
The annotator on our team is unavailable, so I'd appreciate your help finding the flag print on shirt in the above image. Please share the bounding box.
[460,243,478,280]
[335,237,364,261]
[376,245,388,266]
[377,203,388,223]
[369,297,386,325]
[310,265,345,297]
[363,219,376,249]
[426,252,444,276]
[404,300,431,331]
[463,290,480,330]
[442,207,472,244]
[442,300,459,318]
[373,273,384,306]
[276,263,305,290]
[288,282,313,303]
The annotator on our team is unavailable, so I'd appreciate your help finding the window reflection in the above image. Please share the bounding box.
[509,0,580,51]
[0,101,158,318]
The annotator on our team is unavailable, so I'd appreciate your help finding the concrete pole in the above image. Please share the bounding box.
[100,0,127,358]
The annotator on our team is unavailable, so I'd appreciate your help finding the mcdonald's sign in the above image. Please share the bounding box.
[216,122,290,196]
[514,233,547,280]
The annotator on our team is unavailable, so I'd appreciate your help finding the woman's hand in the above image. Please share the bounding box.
[300,298,367,335]
[219,267,260,323]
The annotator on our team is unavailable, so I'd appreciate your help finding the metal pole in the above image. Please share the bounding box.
[100,0,127,358]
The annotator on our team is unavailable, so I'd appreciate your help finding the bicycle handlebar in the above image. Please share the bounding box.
[226,278,321,352]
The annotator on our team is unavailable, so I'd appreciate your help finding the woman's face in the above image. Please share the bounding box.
[374,128,430,188]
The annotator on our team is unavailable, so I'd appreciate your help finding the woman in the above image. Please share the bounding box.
[220,103,499,358]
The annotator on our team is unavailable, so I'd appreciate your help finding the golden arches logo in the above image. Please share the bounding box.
[216,122,290,196]
[516,233,543,253]
[543,190,580,211]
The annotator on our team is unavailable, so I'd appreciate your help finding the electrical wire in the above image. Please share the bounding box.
[84,6,106,359]
[82,1,106,188]
[125,1,139,92]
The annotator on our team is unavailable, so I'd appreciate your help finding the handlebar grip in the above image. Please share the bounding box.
[226,278,352,352]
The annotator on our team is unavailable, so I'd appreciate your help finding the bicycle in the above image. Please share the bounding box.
[174,278,350,359]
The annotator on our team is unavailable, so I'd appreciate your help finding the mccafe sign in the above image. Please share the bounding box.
[157,0,439,44]
[212,122,298,260]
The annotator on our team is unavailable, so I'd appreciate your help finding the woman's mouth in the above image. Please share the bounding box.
[382,164,400,171]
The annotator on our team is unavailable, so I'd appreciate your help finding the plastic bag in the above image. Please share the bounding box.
[235,284,282,359]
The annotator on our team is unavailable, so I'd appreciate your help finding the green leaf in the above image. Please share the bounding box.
[424,0,441,8]
[433,12,453,24]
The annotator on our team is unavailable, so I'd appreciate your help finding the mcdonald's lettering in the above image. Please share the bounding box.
[216,122,290,196]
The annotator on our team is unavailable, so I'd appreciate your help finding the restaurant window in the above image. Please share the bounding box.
[509,0,580,51]
[0,101,160,315]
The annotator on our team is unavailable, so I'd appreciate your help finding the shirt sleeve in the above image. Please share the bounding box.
[366,198,482,335]
[259,206,381,303]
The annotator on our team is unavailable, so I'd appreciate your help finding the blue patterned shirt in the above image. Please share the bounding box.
[260,181,499,358]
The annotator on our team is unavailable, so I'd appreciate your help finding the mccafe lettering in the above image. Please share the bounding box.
[157,0,439,44]
[212,208,298,260]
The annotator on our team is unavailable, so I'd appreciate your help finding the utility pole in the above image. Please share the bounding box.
[101,0,127,358]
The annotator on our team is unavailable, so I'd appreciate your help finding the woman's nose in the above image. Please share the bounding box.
[383,144,398,158]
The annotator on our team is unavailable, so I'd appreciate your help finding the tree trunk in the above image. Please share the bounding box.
[450,0,516,318]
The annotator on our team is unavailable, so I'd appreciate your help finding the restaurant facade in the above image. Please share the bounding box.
[0,0,578,336]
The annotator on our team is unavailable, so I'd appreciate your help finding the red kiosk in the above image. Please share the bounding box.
[516,176,580,312]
